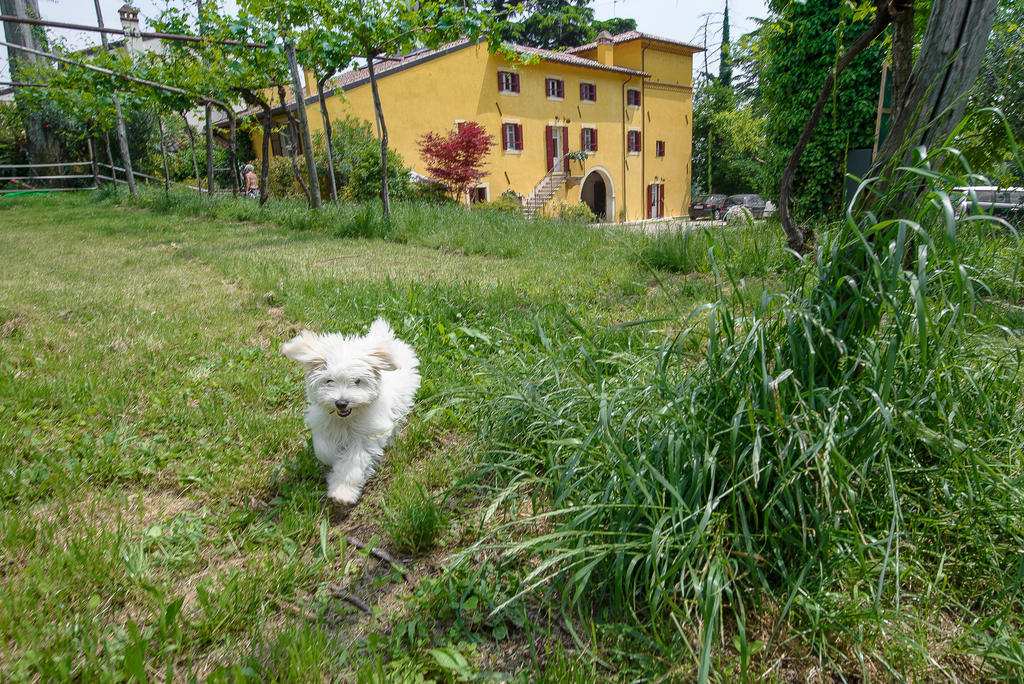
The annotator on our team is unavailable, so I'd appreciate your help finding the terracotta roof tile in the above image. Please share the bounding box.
[233,35,660,122]
[568,30,704,55]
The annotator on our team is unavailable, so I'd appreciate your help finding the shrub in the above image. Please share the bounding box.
[556,201,596,224]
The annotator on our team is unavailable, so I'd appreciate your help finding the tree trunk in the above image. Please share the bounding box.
[286,42,321,209]
[889,1,915,125]
[182,112,201,194]
[778,1,892,251]
[366,50,391,217]
[277,84,311,203]
[112,96,137,197]
[89,0,135,197]
[225,106,238,197]
[2,0,62,178]
[205,103,215,197]
[259,109,271,205]
[316,73,339,204]
[873,0,999,177]
[157,115,170,195]
[87,134,99,188]
[104,132,116,184]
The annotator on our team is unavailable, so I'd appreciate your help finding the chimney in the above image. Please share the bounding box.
[595,30,614,66]
[118,4,142,53]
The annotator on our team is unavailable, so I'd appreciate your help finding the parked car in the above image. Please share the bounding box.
[688,193,727,220]
[724,193,767,219]
[954,186,1024,223]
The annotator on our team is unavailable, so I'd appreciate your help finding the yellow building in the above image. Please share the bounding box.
[253,31,701,222]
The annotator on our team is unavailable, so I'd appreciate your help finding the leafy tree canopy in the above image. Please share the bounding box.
[739,0,885,220]
[493,0,636,50]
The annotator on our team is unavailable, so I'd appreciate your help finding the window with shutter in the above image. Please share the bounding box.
[503,123,523,152]
[580,82,596,102]
[546,78,564,99]
[628,130,641,153]
[627,89,641,107]
[656,141,665,157]
[581,127,597,152]
[498,71,519,94]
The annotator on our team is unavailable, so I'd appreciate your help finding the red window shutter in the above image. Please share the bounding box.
[592,128,598,151]
[580,128,585,151]
[545,124,554,170]
[658,185,664,218]
[558,80,564,98]
[498,72,504,91]
[515,123,523,150]
[512,73,520,93]
[561,126,569,167]
[580,83,586,100]
[592,84,596,101]
[647,184,653,219]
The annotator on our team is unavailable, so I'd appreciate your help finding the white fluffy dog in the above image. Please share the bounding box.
[282,319,420,505]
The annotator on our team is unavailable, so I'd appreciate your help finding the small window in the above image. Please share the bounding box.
[627,88,641,107]
[627,130,641,153]
[581,127,598,153]
[580,82,596,102]
[471,186,488,203]
[502,122,523,151]
[498,71,520,94]
[546,78,564,99]
[656,140,665,157]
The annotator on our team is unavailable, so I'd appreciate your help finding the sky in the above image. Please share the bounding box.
[2,0,767,81]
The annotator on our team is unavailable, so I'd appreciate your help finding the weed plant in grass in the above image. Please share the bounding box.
[472,146,1024,677]
[381,480,446,555]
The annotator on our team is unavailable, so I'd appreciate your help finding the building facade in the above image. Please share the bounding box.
[255,31,700,222]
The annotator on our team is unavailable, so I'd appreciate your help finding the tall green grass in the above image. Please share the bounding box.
[641,219,787,277]
[117,187,637,263]
[469,144,1024,677]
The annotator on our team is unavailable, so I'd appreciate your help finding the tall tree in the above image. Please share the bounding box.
[745,1,886,245]
[494,0,637,49]
[1,0,61,174]
[718,1,732,88]
[776,0,999,250]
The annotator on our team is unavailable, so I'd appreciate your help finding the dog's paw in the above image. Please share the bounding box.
[328,482,362,506]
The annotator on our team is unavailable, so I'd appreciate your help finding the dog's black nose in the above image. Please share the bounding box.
[334,400,349,411]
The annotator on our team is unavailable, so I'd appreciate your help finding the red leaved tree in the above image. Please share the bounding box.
[418,121,495,205]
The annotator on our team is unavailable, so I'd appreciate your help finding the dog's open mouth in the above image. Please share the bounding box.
[336,408,352,417]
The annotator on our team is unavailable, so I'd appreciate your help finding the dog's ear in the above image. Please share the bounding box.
[281,330,326,371]
[366,347,398,372]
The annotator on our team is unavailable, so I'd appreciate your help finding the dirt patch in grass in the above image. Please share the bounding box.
[30,487,197,536]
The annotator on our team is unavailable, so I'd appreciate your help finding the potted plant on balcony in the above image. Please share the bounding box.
[567,150,590,174]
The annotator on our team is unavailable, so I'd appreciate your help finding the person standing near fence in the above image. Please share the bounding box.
[243,164,259,199]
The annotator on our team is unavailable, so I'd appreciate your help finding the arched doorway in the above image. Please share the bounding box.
[580,168,614,220]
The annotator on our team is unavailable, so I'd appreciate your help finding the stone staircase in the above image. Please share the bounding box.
[522,171,567,217]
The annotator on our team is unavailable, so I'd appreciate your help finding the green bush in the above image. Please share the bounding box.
[556,201,596,224]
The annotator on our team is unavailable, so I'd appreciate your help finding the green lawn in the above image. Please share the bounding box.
[0,193,707,681]
[2,191,1022,682]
